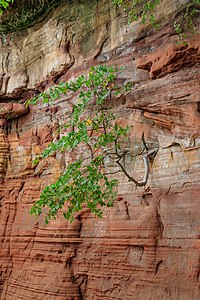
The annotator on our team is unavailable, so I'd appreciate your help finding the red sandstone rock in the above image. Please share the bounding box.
[0,102,29,119]
[0,0,200,299]
[136,34,200,78]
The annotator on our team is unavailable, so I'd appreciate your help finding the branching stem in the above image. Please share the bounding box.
[116,147,158,187]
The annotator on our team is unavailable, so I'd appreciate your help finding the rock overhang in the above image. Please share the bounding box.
[0,102,29,119]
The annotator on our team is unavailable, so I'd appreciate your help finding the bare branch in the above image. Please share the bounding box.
[116,147,158,187]
[142,132,149,151]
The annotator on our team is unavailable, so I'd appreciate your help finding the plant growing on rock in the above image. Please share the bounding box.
[28,66,158,223]
[174,0,200,44]
[0,0,13,15]
[113,0,200,43]
[113,0,161,28]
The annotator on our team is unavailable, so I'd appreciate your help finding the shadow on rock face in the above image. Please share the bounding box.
[0,102,29,182]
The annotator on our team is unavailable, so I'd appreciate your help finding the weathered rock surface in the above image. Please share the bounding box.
[0,0,200,299]
[0,103,28,182]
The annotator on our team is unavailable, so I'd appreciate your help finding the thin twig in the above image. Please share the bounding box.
[102,170,122,176]
[86,142,94,159]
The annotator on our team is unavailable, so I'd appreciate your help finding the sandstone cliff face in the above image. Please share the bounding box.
[0,0,200,299]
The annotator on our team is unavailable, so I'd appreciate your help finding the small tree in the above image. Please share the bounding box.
[28,66,158,223]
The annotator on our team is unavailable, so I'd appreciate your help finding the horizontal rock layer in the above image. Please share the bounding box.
[0,0,200,299]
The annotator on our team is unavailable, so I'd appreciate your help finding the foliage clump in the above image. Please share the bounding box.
[0,0,13,15]
[29,66,133,223]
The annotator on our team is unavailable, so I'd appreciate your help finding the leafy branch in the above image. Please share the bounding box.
[174,0,200,44]
[113,0,161,28]
[0,0,13,15]
[28,66,158,223]
[113,0,200,43]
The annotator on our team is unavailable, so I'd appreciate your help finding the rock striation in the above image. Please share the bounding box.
[0,0,200,299]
